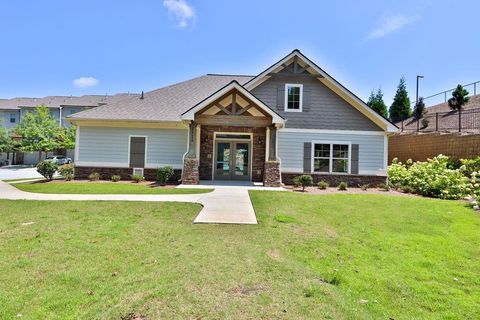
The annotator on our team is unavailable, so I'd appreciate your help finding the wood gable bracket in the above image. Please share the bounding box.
[268,56,323,78]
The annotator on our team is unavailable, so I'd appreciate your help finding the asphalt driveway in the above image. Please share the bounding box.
[0,166,42,181]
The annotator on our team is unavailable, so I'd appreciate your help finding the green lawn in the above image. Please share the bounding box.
[0,193,479,319]
[11,181,212,194]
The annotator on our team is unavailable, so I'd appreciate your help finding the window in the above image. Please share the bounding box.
[285,84,303,112]
[313,143,350,174]
[9,113,16,123]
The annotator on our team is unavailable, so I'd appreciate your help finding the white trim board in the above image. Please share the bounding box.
[284,83,303,113]
[279,128,386,136]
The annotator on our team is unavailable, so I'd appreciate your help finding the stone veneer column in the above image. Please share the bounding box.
[264,161,282,187]
[263,125,282,187]
[182,158,199,185]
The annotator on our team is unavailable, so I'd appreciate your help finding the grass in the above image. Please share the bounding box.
[0,193,479,319]
[11,181,213,194]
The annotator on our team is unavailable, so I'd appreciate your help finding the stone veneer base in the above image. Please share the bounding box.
[182,158,200,185]
[281,173,387,187]
[263,161,282,187]
[73,166,182,183]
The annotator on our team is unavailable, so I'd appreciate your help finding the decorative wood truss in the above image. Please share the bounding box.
[195,89,273,127]
[267,56,324,79]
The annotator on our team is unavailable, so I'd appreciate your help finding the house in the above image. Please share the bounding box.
[390,94,480,163]
[68,50,397,186]
[0,94,137,165]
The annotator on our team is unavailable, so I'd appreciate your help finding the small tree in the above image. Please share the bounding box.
[15,105,63,161]
[367,88,388,119]
[448,85,470,111]
[389,77,412,122]
[36,160,58,181]
[293,175,313,192]
[59,126,76,151]
[413,97,426,119]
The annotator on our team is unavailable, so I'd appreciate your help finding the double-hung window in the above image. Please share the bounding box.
[285,84,303,112]
[9,113,16,123]
[313,143,350,174]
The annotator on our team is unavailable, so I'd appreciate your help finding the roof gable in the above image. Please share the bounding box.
[181,81,285,125]
[245,50,397,133]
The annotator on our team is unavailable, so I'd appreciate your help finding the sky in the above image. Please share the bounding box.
[0,0,479,107]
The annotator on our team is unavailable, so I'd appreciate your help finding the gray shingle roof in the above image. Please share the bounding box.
[0,94,138,110]
[68,74,254,122]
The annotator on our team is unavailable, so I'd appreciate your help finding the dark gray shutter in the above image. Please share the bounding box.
[303,142,312,173]
[129,137,146,168]
[351,144,359,174]
[277,86,285,108]
[302,87,311,109]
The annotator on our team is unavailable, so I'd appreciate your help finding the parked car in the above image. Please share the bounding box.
[44,155,72,165]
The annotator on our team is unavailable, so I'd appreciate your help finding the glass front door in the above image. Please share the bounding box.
[214,141,250,180]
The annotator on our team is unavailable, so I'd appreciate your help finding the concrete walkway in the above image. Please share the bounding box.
[0,180,285,225]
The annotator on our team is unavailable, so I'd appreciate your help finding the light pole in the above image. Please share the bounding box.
[416,75,424,105]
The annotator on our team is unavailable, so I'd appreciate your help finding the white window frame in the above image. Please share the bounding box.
[284,83,303,112]
[311,141,351,174]
[127,135,148,168]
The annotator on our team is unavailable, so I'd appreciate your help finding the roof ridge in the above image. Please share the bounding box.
[206,73,255,77]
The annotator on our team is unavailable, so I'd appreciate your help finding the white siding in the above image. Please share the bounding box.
[77,126,188,169]
[278,130,386,175]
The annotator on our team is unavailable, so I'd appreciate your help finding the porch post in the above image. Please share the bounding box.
[264,125,282,187]
[268,125,277,161]
[182,121,199,184]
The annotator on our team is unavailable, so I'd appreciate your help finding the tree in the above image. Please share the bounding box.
[389,77,412,122]
[367,88,388,118]
[15,105,63,161]
[413,97,426,119]
[448,84,470,110]
[0,126,16,164]
[59,126,76,151]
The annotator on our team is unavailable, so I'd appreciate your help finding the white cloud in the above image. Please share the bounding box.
[367,14,419,40]
[163,0,195,28]
[73,77,99,88]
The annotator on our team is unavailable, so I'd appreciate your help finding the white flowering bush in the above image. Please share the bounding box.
[388,155,472,200]
[469,171,480,210]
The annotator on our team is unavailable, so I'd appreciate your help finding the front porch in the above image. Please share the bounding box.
[180,81,285,187]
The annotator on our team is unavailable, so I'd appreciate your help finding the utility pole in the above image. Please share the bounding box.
[416,75,424,105]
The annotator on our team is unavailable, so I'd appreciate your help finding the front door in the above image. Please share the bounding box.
[215,141,250,180]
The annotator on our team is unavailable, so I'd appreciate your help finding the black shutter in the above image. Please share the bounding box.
[303,142,312,173]
[351,144,359,174]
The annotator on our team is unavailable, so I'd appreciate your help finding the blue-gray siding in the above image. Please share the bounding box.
[251,75,382,131]
[278,130,386,175]
[77,126,188,168]
[1,110,19,129]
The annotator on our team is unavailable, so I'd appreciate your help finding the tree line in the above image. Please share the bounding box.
[367,78,471,123]
[0,105,75,162]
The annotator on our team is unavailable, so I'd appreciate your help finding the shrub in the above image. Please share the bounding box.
[317,180,329,190]
[421,118,429,129]
[156,166,174,185]
[293,175,313,192]
[111,175,121,182]
[401,185,415,194]
[377,183,390,191]
[338,181,348,191]
[131,174,144,183]
[58,163,74,181]
[36,160,58,181]
[387,155,471,199]
[461,156,480,175]
[359,184,369,191]
[88,172,100,181]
